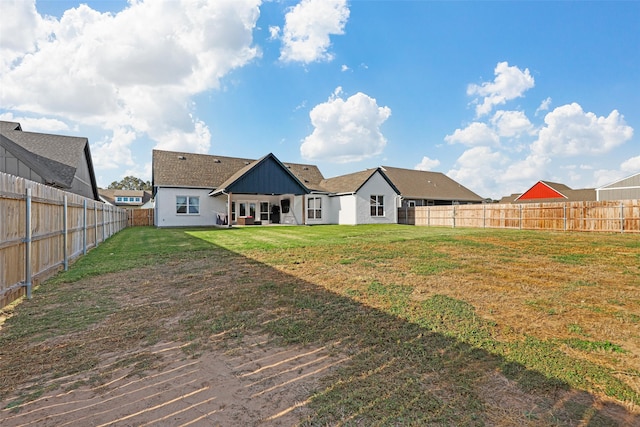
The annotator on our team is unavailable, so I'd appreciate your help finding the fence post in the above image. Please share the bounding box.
[94,202,98,247]
[621,202,624,233]
[452,205,456,228]
[563,204,567,231]
[24,188,32,299]
[483,204,486,228]
[83,199,87,255]
[63,195,68,271]
[102,204,106,242]
[519,205,523,230]
[427,206,430,227]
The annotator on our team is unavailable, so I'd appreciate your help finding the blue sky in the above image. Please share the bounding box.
[1,0,638,199]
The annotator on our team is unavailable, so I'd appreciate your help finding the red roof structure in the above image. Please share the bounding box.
[516,181,567,201]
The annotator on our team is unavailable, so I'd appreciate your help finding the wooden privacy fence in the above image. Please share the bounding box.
[0,173,128,308]
[127,208,154,227]
[398,200,640,233]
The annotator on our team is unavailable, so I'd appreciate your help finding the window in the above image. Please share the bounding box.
[260,202,269,221]
[307,197,322,219]
[176,196,199,215]
[370,195,384,217]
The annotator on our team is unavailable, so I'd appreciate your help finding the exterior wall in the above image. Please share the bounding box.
[155,187,223,227]
[598,188,640,201]
[353,172,398,224]
[597,174,640,201]
[334,194,358,225]
[304,194,331,225]
[70,155,96,200]
[0,146,44,183]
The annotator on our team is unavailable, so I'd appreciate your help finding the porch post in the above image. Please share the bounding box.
[227,192,232,228]
[302,194,306,225]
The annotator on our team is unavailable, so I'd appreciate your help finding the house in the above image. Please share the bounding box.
[500,180,596,203]
[380,166,484,206]
[314,168,401,225]
[596,172,640,201]
[99,189,153,208]
[152,149,401,227]
[0,121,100,200]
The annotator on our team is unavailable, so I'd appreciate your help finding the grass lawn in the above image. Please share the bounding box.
[1,224,639,425]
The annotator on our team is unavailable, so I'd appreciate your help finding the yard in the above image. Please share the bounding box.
[1,225,639,426]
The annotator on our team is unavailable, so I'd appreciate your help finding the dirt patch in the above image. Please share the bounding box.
[1,335,347,426]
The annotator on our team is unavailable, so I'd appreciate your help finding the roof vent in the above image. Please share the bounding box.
[244,161,250,165]
[303,166,309,170]
[178,155,186,160]
[213,159,221,163]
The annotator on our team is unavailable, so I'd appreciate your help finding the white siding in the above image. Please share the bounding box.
[304,194,331,225]
[155,187,224,227]
[354,172,398,224]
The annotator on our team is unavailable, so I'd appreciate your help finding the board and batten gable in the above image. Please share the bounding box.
[155,187,226,227]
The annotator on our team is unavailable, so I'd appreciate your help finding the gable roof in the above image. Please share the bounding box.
[380,166,484,202]
[597,172,640,190]
[99,189,152,206]
[318,168,400,195]
[0,121,99,200]
[512,180,596,203]
[152,149,324,191]
[211,153,310,195]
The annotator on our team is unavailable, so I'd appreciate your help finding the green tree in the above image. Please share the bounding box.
[107,176,151,191]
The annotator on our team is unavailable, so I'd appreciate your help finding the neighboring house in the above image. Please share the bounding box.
[380,166,484,206]
[0,121,100,200]
[500,181,596,203]
[596,172,640,201]
[99,189,153,208]
[152,149,401,227]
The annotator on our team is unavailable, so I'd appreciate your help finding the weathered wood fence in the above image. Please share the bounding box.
[398,200,640,233]
[0,173,128,308]
[127,208,154,227]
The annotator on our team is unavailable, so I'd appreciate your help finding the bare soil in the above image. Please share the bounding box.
[1,237,639,426]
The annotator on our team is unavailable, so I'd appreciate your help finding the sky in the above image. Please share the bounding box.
[1,0,639,199]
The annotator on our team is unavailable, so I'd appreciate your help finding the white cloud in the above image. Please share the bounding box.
[415,156,440,171]
[467,62,534,117]
[341,64,350,72]
[300,89,391,163]
[621,155,640,173]
[92,127,137,170]
[535,97,552,116]
[279,0,349,63]
[491,110,533,137]
[154,119,212,154]
[532,103,634,157]
[0,112,70,133]
[447,146,509,199]
[444,122,499,146]
[269,25,280,40]
[0,0,261,169]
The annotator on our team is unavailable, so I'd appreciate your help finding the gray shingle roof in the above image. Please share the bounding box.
[318,168,399,195]
[0,121,99,199]
[380,166,484,202]
[152,149,325,190]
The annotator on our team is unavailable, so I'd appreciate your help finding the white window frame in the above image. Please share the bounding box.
[307,197,322,219]
[176,196,200,215]
[370,195,384,217]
